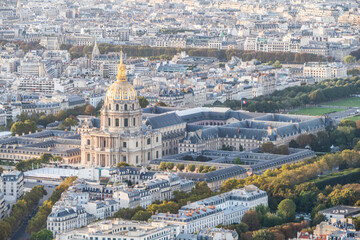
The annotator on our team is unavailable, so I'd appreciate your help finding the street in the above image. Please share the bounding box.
[11,180,58,240]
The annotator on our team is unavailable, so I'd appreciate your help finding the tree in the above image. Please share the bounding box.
[344,55,357,64]
[165,162,174,170]
[0,221,11,240]
[278,199,296,222]
[62,117,78,128]
[272,60,282,69]
[11,120,38,136]
[156,101,168,106]
[234,157,242,164]
[289,139,299,148]
[261,142,275,154]
[147,201,179,214]
[309,89,326,103]
[32,228,53,240]
[84,105,96,115]
[39,153,53,164]
[55,110,67,121]
[117,162,130,168]
[312,213,326,226]
[252,229,274,240]
[159,162,167,171]
[138,96,149,108]
[241,210,261,231]
[275,145,290,155]
[131,210,152,221]
[176,163,185,171]
[186,164,196,172]
[95,99,104,115]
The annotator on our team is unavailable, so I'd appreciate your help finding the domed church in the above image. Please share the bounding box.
[81,51,162,167]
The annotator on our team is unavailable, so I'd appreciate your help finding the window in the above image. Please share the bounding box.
[123,156,126,162]
[87,139,90,145]
[87,154,90,161]
[136,156,139,164]
[148,152,150,160]
[116,104,119,110]
[108,118,111,126]
[124,104,127,111]
[115,118,119,127]
[123,142,127,148]
[156,151,159,158]
[104,140,106,147]
[124,118,128,127]
[147,138,151,145]
[136,141,138,147]
[156,137,158,142]
[132,104,134,110]
[133,118,135,126]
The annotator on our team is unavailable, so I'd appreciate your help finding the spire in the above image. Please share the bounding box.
[116,48,126,82]
[92,40,100,57]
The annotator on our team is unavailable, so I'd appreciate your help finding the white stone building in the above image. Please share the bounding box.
[152,185,268,234]
[0,171,24,204]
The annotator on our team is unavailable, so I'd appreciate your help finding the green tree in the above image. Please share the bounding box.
[0,220,11,240]
[234,157,242,164]
[252,229,274,240]
[11,120,38,136]
[272,60,282,69]
[165,162,174,170]
[278,199,296,222]
[55,110,67,121]
[159,162,167,171]
[138,96,149,108]
[186,164,196,172]
[117,162,130,168]
[176,163,185,171]
[344,55,357,64]
[95,99,104,115]
[62,117,78,128]
[312,213,326,226]
[147,201,179,214]
[32,228,53,240]
[131,210,152,221]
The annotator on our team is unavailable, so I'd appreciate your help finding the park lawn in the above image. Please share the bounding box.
[346,114,360,122]
[290,107,344,116]
[323,97,360,107]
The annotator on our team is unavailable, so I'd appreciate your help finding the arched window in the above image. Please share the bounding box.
[116,104,119,110]
[124,104,128,111]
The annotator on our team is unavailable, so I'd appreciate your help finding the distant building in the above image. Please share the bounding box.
[320,206,360,221]
[55,219,180,240]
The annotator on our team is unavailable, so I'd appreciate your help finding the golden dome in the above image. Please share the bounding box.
[105,50,137,102]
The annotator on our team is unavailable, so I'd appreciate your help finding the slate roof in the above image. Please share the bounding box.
[146,112,185,129]
[177,165,246,183]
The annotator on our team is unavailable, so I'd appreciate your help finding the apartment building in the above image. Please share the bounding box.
[152,185,268,234]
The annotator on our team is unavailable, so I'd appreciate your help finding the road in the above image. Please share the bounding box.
[328,107,360,123]
[11,180,58,240]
